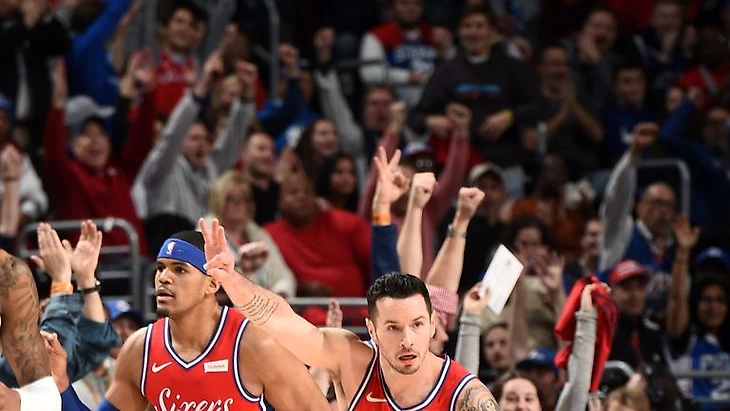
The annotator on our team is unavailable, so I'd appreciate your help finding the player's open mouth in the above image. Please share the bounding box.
[398,354,417,362]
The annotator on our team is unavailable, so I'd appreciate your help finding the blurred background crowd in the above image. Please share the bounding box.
[1,0,730,409]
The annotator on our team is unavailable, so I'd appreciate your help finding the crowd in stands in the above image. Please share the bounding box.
[0,0,730,409]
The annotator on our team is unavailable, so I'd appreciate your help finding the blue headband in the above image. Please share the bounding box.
[157,238,207,275]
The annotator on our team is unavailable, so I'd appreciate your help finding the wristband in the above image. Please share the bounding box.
[372,214,392,226]
[505,109,514,124]
[446,224,467,239]
[15,376,62,411]
[50,282,73,296]
[78,280,102,295]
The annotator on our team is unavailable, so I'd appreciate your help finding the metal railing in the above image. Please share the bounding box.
[638,159,691,215]
[18,218,143,310]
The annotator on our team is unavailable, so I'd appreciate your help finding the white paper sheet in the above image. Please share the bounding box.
[478,244,524,315]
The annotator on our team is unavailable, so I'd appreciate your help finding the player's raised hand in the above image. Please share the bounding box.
[200,219,236,282]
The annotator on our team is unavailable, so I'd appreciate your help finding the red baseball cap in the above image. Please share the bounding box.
[609,260,649,285]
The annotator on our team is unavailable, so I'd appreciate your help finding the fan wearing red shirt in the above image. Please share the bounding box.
[44,56,155,254]
[265,172,371,297]
[155,1,206,118]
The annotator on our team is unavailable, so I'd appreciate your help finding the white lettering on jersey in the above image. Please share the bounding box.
[154,387,235,411]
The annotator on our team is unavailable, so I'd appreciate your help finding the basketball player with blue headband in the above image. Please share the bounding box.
[59,230,328,410]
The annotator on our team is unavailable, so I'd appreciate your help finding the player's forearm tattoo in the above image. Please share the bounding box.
[239,294,279,325]
[457,385,501,411]
[0,255,50,386]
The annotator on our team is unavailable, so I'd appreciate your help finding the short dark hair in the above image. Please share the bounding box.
[165,0,208,26]
[367,272,432,320]
[459,4,495,26]
[169,230,205,250]
[613,61,645,81]
[539,43,568,62]
[502,215,556,253]
[584,5,617,28]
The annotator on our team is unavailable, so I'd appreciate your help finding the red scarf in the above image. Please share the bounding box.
[554,276,618,392]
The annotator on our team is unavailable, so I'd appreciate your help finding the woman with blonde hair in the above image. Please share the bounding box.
[205,170,296,297]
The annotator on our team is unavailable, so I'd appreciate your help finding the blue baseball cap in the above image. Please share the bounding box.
[104,299,144,328]
[516,348,559,375]
[697,247,730,271]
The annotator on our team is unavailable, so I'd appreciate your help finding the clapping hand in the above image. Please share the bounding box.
[30,223,72,284]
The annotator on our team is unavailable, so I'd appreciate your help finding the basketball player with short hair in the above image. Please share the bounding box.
[60,230,329,410]
[0,250,62,410]
[202,219,500,410]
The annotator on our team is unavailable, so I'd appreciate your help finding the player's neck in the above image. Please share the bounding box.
[380,352,442,406]
[168,301,223,354]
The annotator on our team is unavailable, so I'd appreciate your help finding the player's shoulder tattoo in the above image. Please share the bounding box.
[456,381,501,411]
[0,254,31,302]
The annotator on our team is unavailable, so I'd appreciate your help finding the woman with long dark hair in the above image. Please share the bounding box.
[295,118,340,182]
[315,153,359,212]
[669,274,730,410]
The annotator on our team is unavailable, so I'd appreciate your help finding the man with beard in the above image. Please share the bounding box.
[240,131,279,225]
[202,217,499,410]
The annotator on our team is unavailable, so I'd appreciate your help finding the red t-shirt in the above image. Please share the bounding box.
[155,52,196,118]
[265,210,371,297]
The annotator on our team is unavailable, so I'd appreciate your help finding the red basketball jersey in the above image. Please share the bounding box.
[141,306,265,411]
[348,341,476,411]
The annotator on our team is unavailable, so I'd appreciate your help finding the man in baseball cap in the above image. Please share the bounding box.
[696,247,730,276]
[104,299,143,358]
[608,259,669,369]
[515,348,561,406]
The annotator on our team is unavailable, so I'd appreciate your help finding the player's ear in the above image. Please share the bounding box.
[365,317,377,343]
[430,313,437,339]
[207,276,221,295]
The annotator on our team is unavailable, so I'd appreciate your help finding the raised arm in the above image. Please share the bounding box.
[240,322,330,409]
[455,285,491,375]
[555,284,598,411]
[209,62,257,172]
[314,29,364,156]
[665,215,697,338]
[0,146,23,239]
[598,123,658,272]
[118,50,157,180]
[426,188,484,291]
[370,146,411,280]
[0,252,61,409]
[201,220,365,375]
[429,103,472,222]
[139,53,220,188]
[398,172,436,276]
